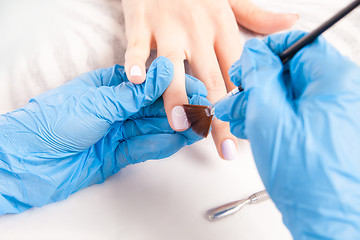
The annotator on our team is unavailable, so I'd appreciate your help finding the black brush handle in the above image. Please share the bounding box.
[279,0,360,63]
[237,0,360,92]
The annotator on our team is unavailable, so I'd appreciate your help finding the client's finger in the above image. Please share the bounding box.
[214,6,243,91]
[123,4,152,84]
[230,0,299,34]
[157,45,189,131]
[124,32,152,84]
[190,44,238,160]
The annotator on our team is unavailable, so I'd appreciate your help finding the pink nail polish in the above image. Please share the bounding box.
[172,106,190,130]
[221,139,237,160]
[130,65,142,77]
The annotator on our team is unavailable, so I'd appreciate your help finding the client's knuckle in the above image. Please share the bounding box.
[203,71,224,91]
[162,51,186,62]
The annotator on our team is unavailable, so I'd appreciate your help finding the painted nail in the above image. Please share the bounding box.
[130,65,142,77]
[221,139,237,160]
[172,106,190,130]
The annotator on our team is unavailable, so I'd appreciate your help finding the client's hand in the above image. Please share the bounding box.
[122,0,298,160]
[0,57,210,215]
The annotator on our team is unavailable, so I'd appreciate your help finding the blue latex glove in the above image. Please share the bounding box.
[216,31,360,239]
[0,56,210,215]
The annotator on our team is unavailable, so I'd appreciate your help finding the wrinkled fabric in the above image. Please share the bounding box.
[216,31,360,239]
[0,56,210,215]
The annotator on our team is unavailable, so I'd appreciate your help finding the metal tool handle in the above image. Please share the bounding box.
[206,190,270,221]
[207,198,250,221]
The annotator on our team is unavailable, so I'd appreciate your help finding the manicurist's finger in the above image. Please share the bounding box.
[90,57,173,123]
[117,133,187,168]
[189,45,238,160]
[229,0,299,34]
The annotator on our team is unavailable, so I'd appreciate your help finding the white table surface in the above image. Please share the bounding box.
[0,0,359,239]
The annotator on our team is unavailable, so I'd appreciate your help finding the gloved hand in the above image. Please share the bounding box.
[0,56,210,215]
[215,31,360,239]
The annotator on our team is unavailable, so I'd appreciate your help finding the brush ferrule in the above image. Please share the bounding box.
[205,107,213,117]
[208,87,242,116]
[209,107,215,116]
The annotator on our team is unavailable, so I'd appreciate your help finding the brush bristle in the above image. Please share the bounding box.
[183,104,213,138]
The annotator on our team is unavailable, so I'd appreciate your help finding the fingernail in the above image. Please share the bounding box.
[130,65,142,77]
[172,106,190,130]
[221,139,237,160]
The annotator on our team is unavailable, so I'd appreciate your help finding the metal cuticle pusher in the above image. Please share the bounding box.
[206,190,270,221]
